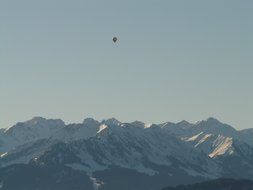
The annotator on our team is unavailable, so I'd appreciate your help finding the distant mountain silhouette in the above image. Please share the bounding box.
[162,178,253,190]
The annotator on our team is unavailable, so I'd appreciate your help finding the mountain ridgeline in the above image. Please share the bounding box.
[162,178,253,190]
[0,117,253,190]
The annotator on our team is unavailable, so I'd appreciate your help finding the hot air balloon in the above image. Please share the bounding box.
[112,37,117,43]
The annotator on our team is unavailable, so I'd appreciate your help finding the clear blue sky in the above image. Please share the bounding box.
[1,0,252,129]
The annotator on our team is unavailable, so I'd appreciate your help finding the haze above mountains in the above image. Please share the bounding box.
[1,117,253,190]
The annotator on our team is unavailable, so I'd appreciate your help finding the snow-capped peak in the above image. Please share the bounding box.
[4,117,65,135]
[0,117,65,153]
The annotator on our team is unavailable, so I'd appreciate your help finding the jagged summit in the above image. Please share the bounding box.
[195,117,222,125]
[29,116,48,123]
[12,117,65,128]
[195,117,238,137]
[206,117,221,122]
[1,116,233,131]
[177,120,192,125]
[5,117,65,132]
[176,120,193,128]
[102,118,122,127]
[203,117,223,125]
[82,118,100,127]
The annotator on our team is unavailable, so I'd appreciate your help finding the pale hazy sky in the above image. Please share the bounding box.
[1,0,252,129]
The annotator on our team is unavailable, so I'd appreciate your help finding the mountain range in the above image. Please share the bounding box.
[162,178,253,190]
[0,117,253,190]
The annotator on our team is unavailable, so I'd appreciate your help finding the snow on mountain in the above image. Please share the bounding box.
[0,117,102,167]
[183,132,234,158]
[52,118,100,142]
[102,118,122,127]
[128,121,153,129]
[0,138,60,168]
[208,136,234,158]
[1,116,253,182]
[31,123,220,178]
[159,117,253,178]
[0,117,65,153]
[162,118,237,138]
[161,117,250,157]
[194,118,238,138]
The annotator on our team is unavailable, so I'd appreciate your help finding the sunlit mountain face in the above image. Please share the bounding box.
[0,117,253,190]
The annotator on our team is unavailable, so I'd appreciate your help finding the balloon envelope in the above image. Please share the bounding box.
[112,37,117,43]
